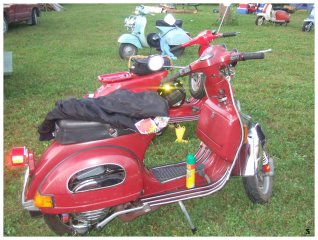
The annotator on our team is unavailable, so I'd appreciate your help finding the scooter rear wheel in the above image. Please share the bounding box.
[119,43,138,60]
[44,214,76,236]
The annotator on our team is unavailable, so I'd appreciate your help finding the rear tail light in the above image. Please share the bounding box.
[10,147,28,166]
[10,147,36,173]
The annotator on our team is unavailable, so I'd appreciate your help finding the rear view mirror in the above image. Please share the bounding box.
[164,14,176,25]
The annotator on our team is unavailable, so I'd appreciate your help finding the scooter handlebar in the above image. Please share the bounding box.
[241,52,265,60]
[220,32,240,37]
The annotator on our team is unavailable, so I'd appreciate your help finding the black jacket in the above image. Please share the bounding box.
[38,89,168,141]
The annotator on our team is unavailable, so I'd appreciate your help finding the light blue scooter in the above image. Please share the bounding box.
[302,6,314,32]
[118,5,191,60]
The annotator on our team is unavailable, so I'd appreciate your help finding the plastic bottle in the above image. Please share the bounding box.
[186,154,196,189]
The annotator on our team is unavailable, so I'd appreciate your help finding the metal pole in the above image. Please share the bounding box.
[217,5,230,33]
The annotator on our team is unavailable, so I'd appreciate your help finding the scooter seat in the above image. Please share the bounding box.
[54,119,134,145]
[156,19,183,28]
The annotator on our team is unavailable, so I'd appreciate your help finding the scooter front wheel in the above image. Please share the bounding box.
[255,16,265,26]
[119,43,138,60]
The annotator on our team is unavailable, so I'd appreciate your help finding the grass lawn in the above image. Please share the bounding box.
[3,4,314,236]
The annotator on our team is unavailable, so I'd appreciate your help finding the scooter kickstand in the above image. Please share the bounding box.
[178,201,197,234]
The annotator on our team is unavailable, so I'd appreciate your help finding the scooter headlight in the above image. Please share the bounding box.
[148,55,164,71]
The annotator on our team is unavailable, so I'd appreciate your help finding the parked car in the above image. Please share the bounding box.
[3,4,41,33]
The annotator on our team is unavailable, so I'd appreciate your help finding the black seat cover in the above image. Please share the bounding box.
[55,119,134,144]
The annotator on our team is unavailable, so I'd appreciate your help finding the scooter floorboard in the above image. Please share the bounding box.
[151,162,205,183]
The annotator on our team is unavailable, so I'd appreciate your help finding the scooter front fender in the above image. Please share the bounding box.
[118,33,143,48]
[231,124,258,177]
[257,13,270,21]
[37,146,143,214]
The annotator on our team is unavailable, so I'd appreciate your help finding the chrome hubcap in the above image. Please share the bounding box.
[124,45,135,57]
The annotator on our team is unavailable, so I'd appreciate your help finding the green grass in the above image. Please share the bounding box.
[3,4,314,236]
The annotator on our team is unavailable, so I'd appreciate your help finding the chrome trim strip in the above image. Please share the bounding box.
[224,79,245,180]
[168,115,199,123]
[21,167,39,211]
[147,170,230,207]
[141,167,229,203]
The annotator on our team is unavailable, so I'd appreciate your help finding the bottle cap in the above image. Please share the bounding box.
[186,154,196,164]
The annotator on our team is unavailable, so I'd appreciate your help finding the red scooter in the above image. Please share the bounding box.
[170,30,238,99]
[93,30,239,124]
[10,45,274,235]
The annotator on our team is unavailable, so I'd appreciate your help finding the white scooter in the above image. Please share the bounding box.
[255,3,290,26]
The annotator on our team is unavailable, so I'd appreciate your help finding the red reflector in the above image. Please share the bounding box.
[11,147,28,166]
[262,163,270,173]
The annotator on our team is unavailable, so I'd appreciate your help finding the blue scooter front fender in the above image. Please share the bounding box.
[118,34,142,49]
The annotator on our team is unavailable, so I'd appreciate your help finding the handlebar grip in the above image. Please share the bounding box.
[241,52,265,60]
[161,72,181,84]
[221,32,239,37]
[170,45,184,53]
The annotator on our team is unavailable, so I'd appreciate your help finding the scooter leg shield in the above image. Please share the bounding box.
[36,147,143,214]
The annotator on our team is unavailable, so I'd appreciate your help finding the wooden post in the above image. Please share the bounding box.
[219,4,231,24]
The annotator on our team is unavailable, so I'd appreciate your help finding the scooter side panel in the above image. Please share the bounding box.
[118,33,143,48]
[196,99,241,162]
[275,10,290,21]
[25,133,154,213]
[38,146,143,213]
